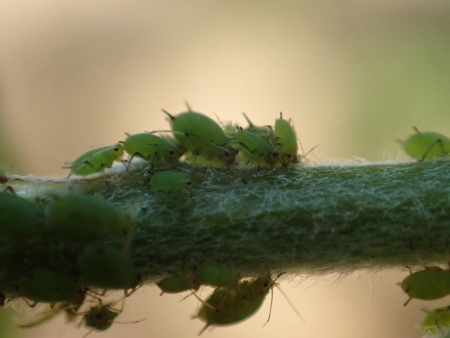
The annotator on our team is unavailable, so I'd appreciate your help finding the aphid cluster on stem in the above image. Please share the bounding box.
[0,188,140,335]
[62,103,311,182]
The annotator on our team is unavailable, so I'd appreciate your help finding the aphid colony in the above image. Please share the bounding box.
[0,190,140,336]
[156,261,293,335]
[63,105,307,181]
[0,187,289,334]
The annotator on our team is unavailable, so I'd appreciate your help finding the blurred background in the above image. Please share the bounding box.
[1,0,450,337]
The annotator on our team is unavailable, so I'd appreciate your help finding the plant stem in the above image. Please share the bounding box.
[6,160,450,283]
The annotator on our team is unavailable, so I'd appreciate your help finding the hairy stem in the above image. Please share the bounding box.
[6,160,450,283]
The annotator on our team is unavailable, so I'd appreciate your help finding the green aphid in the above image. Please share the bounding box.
[421,305,450,335]
[45,193,132,242]
[0,166,7,184]
[78,242,139,292]
[275,112,299,167]
[83,303,121,332]
[196,275,275,334]
[162,104,238,166]
[156,275,200,295]
[401,127,450,161]
[18,269,84,307]
[64,143,124,178]
[150,171,192,192]
[196,261,239,290]
[234,127,279,168]
[398,266,450,305]
[241,112,274,141]
[121,133,185,166]
[0,191,45,240]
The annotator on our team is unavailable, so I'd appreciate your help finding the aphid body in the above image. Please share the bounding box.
[234,127,279,167]
[163,107,238,166]
[18,269,84,306]
[275,112,299,167]
[78,242,139,291]
[0,191,45,239]
[421,305,450,335]
[83,304,121,332]
[398,266,450,305]
[150,171,192,192]
[196,261,239,290]
[402,127,450,161]
[156,275,200,295]
[45,193,132,242]
[196,275,274,333]
[65,144,123,178]
[122,133,185,166]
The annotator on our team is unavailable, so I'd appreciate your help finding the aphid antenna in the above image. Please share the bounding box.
[299,145,319,162]
[274,284,305,323]
[162,109,176,120]
[413,126,421,134]
[242,112,256,128]
[184,101,193,112]
[287,113,305,156]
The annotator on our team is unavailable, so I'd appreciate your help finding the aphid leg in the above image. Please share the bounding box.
[197,322,211,336]
[435,306,450,332]
[262,285,274,327]
[419,139,444,162]
[403,296,412,306]
[190,292,217,311]
[20,296,38,308]
[81,328,95,338]
[299,145,319,163]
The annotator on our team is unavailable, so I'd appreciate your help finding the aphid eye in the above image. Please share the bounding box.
[187,182,192,186]
[225,151,230,156]
[287,154,291,158]
[264,282,269,287]
[114,148,119,152]
[170,151,174,155]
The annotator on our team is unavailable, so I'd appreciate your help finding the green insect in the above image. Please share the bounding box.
[0,191,45,240]
[121,133,185,167]
[401,127,450,161]
[18,269,84,307]
[241,112,274,140]
[79,300,145,338]
[233,127,279,168]
[78,242,139,294]
[150,171,192,192]
[195,274,276,334]
[45,193,132,242]
[398,265,450,306]
[162,104,238,166]
[398,241,450,306]
[156,275,201,295]
[64,144,124,178]
[421,305,450,335]
[196,261,239,290]
[275,112,299,167]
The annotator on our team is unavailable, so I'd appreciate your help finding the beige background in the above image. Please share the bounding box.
[2,1,450,337]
